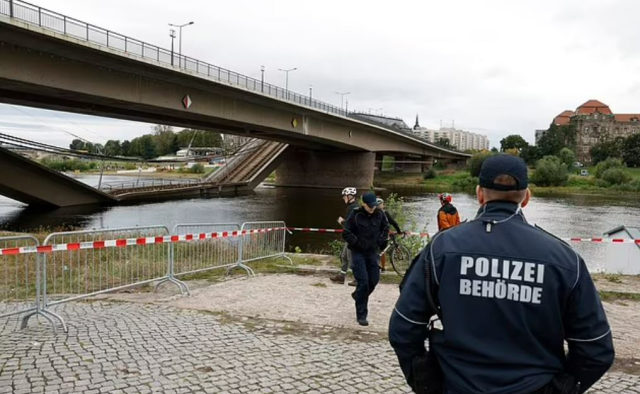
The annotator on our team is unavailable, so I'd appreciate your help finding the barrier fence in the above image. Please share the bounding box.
[0,222,637,335]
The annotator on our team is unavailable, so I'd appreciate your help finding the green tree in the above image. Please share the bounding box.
[500,135,529,152]
[121,140,131,157]
[170,135,181,154]
[537,124,577,157]
[177,129,223,148]
[594,157,625,179]
[530,156,568,186]
[490,147,499,153]
[521,145,542,165]
[590,137,625,164]
[623,134,640,167]
[152,125,176,156]
[468,151,496,177]
[140,135,157,160]
[104,140,122,156]
[69,139,85,151]
[558,148,576,168]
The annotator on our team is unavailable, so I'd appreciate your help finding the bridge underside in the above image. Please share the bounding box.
[0,20,469,206]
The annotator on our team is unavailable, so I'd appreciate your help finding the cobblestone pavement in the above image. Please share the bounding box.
[0,301,637,393]
[1,272,640,393]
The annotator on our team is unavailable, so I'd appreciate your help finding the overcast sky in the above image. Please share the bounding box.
[2,0,640,149]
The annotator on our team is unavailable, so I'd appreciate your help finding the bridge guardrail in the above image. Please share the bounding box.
[1,0,348,117]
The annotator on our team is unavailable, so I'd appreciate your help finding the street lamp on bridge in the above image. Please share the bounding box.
[335,91,350,113]
[168,21,194,68]
[169,29,176,66]
[278,68,297,99]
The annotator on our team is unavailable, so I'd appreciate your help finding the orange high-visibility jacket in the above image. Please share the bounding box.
[437,203,460,231]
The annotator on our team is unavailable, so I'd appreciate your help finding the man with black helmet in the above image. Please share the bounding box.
[389,154,614,394]
[331,187,361,283]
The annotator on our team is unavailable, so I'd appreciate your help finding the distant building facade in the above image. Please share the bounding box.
[549,100,640,162]
[412,115,489,151]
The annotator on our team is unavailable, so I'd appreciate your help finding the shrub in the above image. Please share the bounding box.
[468,151,496,177]
[190,164,205,174]
[600,168,632,185]
[530,156,568,186]
[611,178,640,192]
[595,158,625,179]
[452,176,479,190]
[558,148,576,168]
[423,168,436,180]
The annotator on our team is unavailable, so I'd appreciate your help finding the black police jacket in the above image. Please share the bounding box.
[342,207,389,254]
[389,201,614,394]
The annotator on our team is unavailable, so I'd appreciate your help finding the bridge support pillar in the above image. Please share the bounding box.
[276,150,375,189]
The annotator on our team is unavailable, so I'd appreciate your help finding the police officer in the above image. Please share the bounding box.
[343,191,389,326]
[389,154,614,394]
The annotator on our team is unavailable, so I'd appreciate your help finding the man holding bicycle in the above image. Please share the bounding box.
[342,192,389,326]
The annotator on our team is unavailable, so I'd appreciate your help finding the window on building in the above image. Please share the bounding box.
[584,127,590,133]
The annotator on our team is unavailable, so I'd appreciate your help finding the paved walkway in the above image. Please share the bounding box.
[0,274,639,393]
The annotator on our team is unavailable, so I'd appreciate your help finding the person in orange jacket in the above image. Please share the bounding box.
[437,193,460,231]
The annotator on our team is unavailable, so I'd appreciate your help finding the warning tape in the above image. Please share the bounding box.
[0,228,287,256]
[1,227,637,256]
[287,227,640,244]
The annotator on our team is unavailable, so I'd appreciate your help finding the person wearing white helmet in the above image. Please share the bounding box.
[331,187,360,284]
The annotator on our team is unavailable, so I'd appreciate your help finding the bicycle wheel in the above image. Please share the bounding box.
[390,244,412,277]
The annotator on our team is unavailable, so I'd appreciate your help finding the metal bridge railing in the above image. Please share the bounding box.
[0,0,348,117]
[98,178,203,192]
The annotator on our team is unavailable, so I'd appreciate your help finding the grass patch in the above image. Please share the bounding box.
[311,282,327,288]
[598,290,640,302]
[602,273,623,284]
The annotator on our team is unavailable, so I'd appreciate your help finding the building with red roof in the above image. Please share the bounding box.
[546,100,640,162]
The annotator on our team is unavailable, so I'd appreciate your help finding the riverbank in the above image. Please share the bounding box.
[374,170,640,197]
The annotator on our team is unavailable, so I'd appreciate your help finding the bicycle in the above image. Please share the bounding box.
[380,233,412,277]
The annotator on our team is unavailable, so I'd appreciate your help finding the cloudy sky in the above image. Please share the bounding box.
[2,0,640,149]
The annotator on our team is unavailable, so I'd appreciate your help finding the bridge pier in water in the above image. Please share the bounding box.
[275,150,375,189]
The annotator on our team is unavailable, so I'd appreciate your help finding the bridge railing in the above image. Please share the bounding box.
[0,0,348,117]
[98,178,203,192]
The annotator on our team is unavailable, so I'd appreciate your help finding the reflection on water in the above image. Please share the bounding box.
[0,174,639,269]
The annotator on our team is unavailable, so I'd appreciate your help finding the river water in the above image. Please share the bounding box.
[0,174,639,271]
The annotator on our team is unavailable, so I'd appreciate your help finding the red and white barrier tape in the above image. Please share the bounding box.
[0,227,287,256]
[1,226,638,256]
[287,227,640,244]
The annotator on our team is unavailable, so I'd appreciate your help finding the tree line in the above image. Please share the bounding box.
[69,125,223,160]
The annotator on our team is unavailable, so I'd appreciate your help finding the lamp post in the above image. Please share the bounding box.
[309,85,313,101]
[278,68,297,99]
[335,91,350,113]
[261,65,265,93]
[169,29,176,66]
[168,21,194,68]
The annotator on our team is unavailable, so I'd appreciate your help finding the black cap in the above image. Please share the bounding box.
[479,154,528,191]
[362,192,379,207]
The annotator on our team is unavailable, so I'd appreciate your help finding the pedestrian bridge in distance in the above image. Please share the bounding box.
[0,1,469,200]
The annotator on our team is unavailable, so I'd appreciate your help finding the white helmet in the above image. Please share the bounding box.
[341,187,357,196]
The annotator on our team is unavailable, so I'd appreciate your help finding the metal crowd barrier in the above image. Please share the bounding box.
[164,223,243,292]
[239,221,292,266]
[41,226,176,328]
[0,221,294,335]
[0,235,61,332]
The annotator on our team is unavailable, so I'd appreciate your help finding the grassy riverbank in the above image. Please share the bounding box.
[374,168,640,196]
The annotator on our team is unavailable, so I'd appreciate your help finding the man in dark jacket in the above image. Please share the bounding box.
[342,192,389,326]
[389,154,614,394]
[331,187,361,283]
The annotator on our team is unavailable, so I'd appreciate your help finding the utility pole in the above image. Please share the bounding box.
[169,29,176,66]
[260,65,265,93]
[168,21,194,68]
